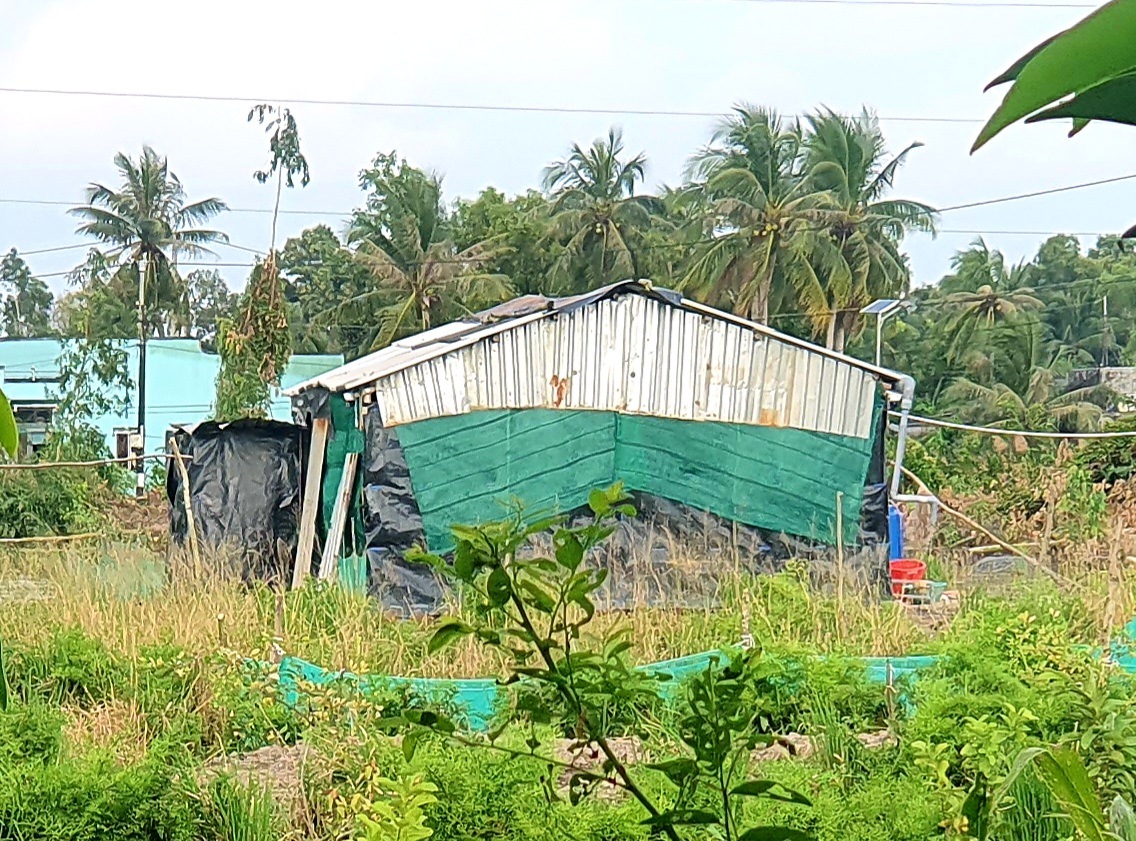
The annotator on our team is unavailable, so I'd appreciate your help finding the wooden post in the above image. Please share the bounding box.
[292,418,329,590]
[318,451,359,581]
[170,438,201,577]
[835,491,845,618]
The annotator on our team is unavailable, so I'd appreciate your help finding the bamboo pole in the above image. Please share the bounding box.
[0,454,177,471]
[170,438,201,576]
[0,532,101,546]
[835,491,845,616]
[899,465,1072,589]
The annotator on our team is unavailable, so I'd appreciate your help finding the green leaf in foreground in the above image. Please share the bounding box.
[732,780,813,806]
[642,809,720,827]
[0,388,17,459]
[1025,70,1136,128]
[1032,748,1110,841]
[427,619,473,654]
[973,0,1136,150]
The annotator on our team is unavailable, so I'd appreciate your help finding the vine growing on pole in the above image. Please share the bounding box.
[215,105,309,421]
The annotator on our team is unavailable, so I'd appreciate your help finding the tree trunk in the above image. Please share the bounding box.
[833,314,848,353]
[750,259,776,325]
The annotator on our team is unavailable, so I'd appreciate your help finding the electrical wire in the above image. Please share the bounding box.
[0,85,993,122]
[7,172,1132,225]
[891,411,1136,439]
[936,174,1136,213]
[33,260,257,279]
[0,197,342,218]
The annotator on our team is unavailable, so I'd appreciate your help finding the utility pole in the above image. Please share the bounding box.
[135,255,147,498]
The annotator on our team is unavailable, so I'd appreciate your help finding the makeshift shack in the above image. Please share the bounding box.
[167,419,309,581]
[285,280,917,611]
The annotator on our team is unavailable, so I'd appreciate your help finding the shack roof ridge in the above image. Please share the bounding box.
[284,279,905,397]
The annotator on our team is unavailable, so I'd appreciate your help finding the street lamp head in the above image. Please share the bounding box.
[860,299,900,316]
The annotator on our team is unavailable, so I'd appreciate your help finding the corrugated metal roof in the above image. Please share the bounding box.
[286,280,905,439]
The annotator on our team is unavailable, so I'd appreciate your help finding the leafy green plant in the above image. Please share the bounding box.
[0,467,105,538]
[0,701,63,765]
[1075,414,1136,485]
[409,483,811,841]
[952,746,1134,841]
[1055,464,1108,541]
[1053,670,1136,803]
[215,104,306,421]
[6,629,127,707]
[0,750,196,840]
[330,763,438,841]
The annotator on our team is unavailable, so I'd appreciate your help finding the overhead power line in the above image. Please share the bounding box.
[5,171,1132,223]
[0,84,986,124]
[34,260,256,279]
[936,174,1136,213]
[0,197,341,218]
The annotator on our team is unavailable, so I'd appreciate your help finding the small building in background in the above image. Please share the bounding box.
[1069,367,1136,413]
[0,338,343,458]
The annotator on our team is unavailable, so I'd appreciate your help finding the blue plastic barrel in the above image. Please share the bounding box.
[888,505,905,561]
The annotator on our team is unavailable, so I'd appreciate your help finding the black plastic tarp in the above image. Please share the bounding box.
[167,419,308,582]
[359,487,890,618]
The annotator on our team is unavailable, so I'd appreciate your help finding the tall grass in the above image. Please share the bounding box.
[0,540,934,679]
[199,776,282,841]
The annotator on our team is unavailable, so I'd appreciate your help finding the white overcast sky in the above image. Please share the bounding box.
[2,0,1134,295]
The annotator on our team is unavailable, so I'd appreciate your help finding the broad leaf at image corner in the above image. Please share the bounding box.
[973,0,1136,151]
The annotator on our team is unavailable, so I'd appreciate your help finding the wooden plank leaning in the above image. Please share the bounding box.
[292,417,330,589]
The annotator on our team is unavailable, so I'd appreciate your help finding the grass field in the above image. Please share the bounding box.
[2,479,1136,840]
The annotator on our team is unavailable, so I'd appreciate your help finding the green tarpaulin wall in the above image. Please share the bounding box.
[393,397,884,552]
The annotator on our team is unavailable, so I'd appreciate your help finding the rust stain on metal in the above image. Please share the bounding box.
[758,408,783,427]
[549,375,570,408]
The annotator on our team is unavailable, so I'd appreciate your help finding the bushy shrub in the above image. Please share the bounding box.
[1074,413,1136,485]
[0,702,63,765]
[7,630,127,707]
[0,468,105,538]
[0,751,195,841]
[414,739,648,841]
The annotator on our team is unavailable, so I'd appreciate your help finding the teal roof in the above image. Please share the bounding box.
[0,338,342,454]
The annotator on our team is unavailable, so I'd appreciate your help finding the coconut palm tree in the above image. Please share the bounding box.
[943,319,1105,432]
[682,106,841,325]
[796,109,939,350]
[542,128,658,292]
[338,153,513,352]
[70,146,228,337]
[941,238,1043,362]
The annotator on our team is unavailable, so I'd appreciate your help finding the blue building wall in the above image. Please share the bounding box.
[0,338,341,454]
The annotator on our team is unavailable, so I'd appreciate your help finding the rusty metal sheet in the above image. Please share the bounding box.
[374,292,879,438]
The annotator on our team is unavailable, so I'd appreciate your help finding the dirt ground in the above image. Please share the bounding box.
[104,490,169,548]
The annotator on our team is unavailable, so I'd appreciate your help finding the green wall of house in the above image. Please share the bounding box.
[393,402,882,551]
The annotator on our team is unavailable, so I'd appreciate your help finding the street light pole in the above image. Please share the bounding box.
[860,298,915,368]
